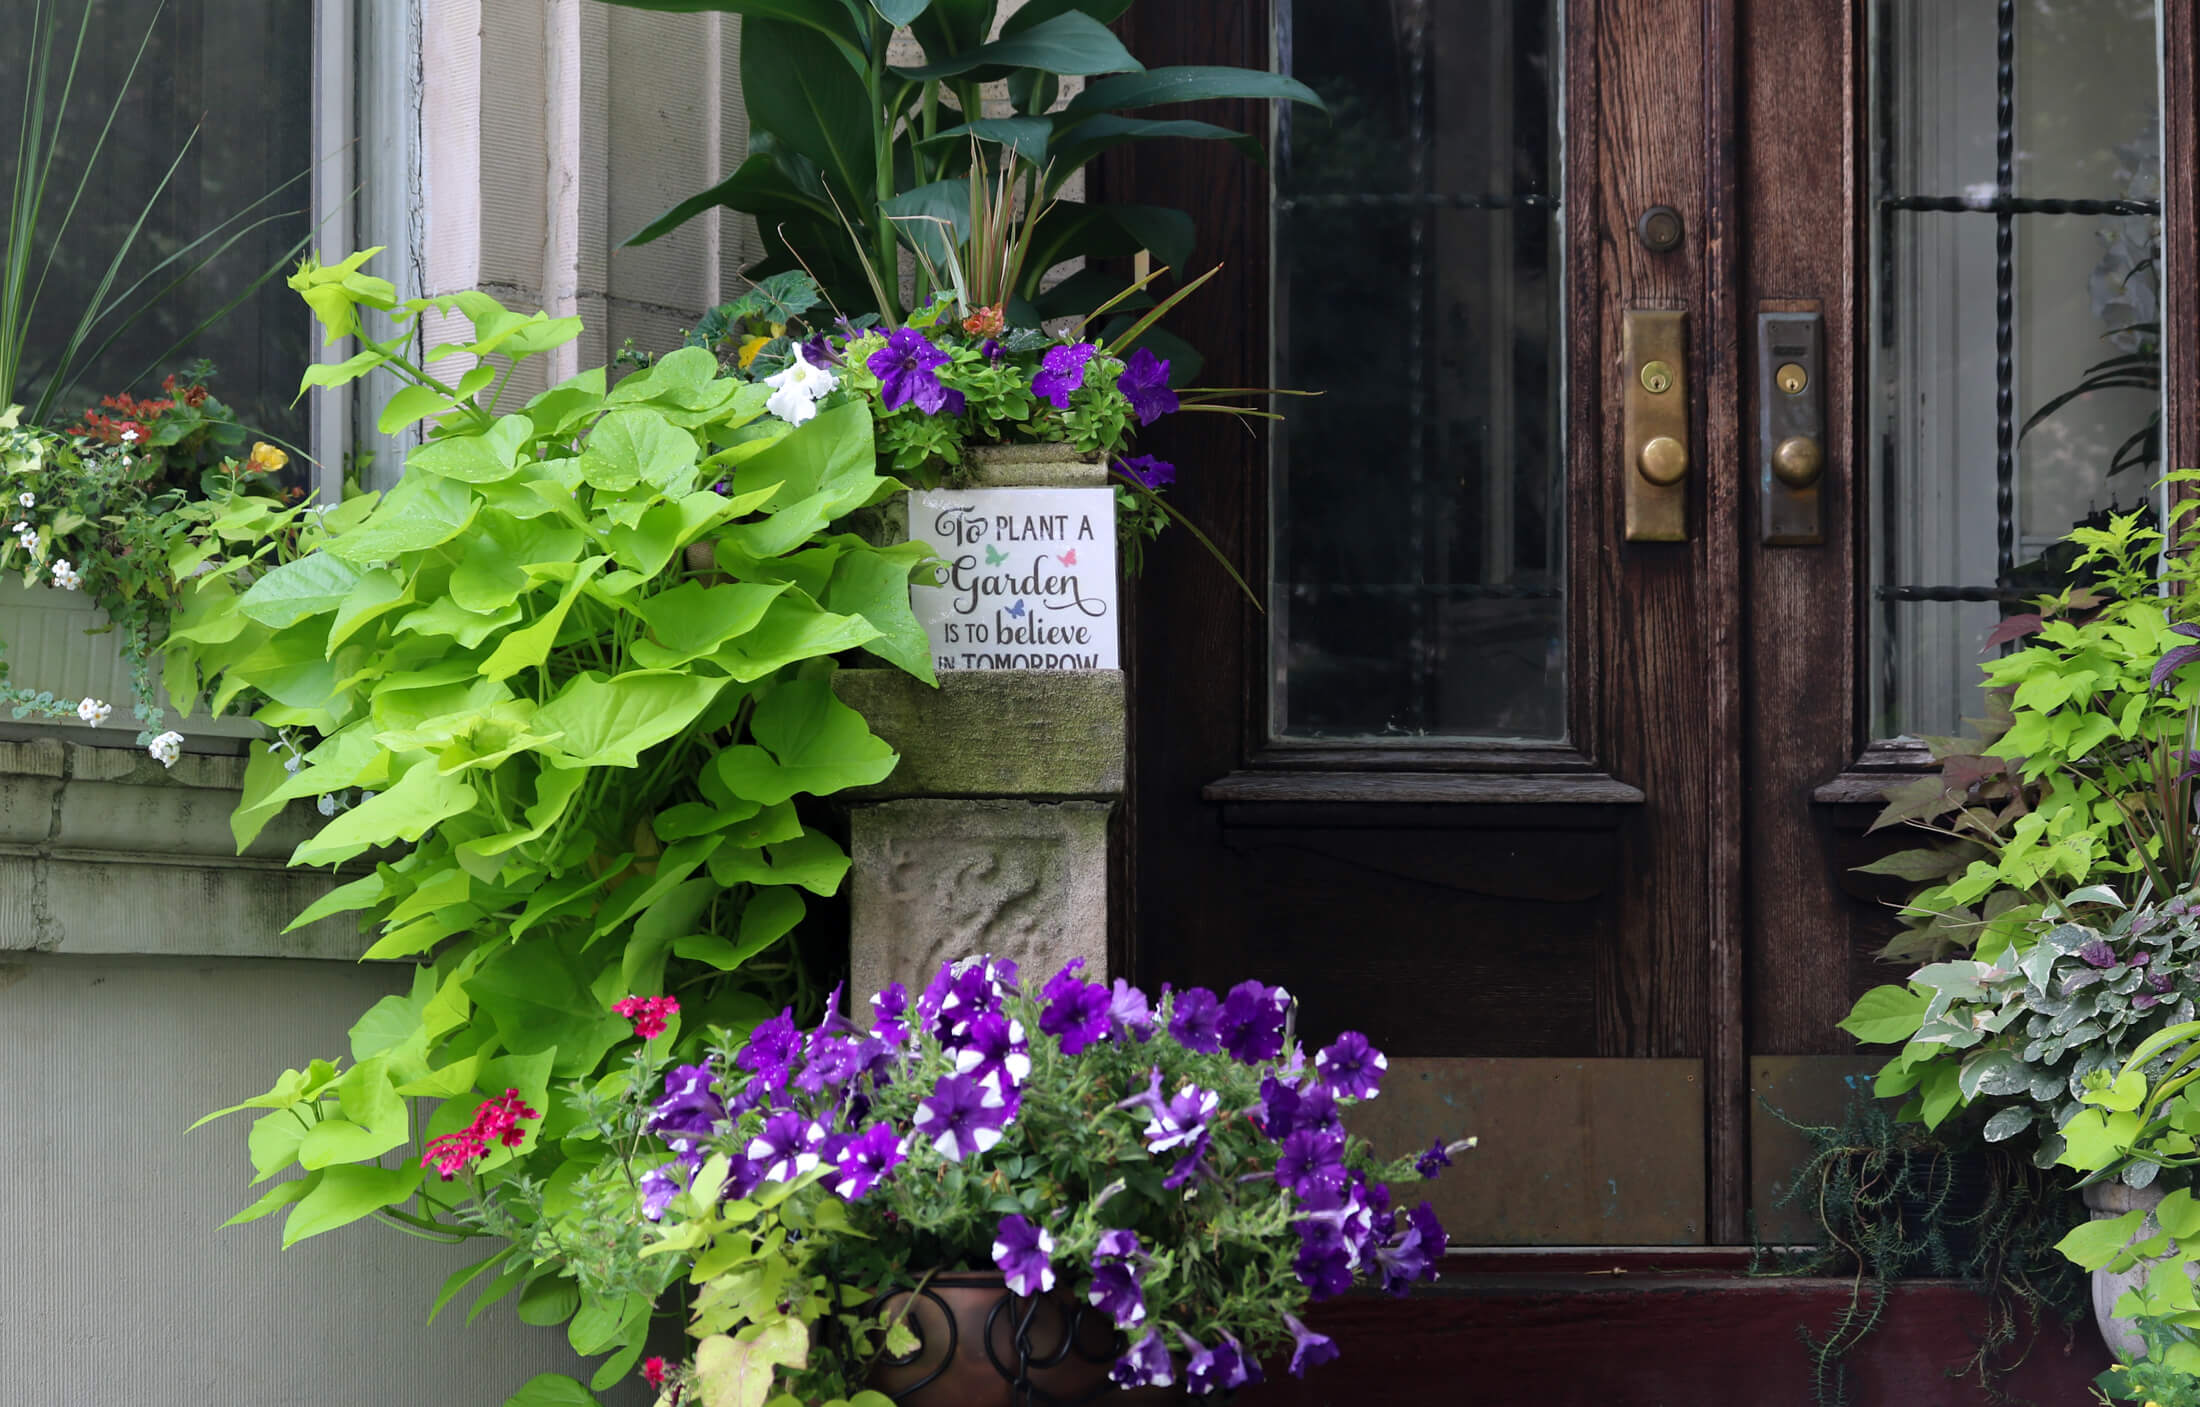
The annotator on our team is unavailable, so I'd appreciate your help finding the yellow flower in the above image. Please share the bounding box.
[249,442,289,474]
[737,334,770,369]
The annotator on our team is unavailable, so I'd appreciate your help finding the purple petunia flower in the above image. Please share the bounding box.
[871,982,910,1044]
[919,956,1017,1044]
[1216,979,1292,1064]
[1179,1329,1259,1395]
[991,1213,1057,1296]
[794,1036,869,1095]
[1088,1259,1146,1327]
[1416,1137,1454,1180]
[1283,1312,1339,1377]
[1110,980,1156,1042]
[1117,347,1178,425]
[1141,1080,1219,1155]
[1115,454,1176,490]
[1040,959,1115,1055]
[1032,342,1097,408]
[828,1122,906,1200]
[1256,1074,1304,1140]
[869,327,960,415]
[747,1110,826,1182]
[912,1071,1013,1161]
[953,1013,1033,1093]
[980,337,1003,362]
[1111,1329,1175,1390]
[739,1009,803,1079]
[1276,1126,1347,1198]
[1096,1228,1145,1263]
[2078,939,2121,969]
[1314,1031,1388,1100]
[639,1145,701,1221]
[1169,987,1224,1052]
[1295,1174,1379,1276]
[650,1062,725,1142]
[798,333,841,369]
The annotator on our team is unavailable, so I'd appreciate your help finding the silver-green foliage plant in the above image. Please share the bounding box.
[1848,888,2200,1179]
[187,249,933,1397]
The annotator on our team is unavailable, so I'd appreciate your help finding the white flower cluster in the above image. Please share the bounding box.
[49,559,80,591]
[75,697,110,726]
[147,730,184,768]
[764,345,837,427]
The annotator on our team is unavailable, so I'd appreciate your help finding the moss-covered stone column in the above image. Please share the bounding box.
[834,446,1124,1000]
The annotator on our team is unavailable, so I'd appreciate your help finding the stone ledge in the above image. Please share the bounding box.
[0,739,360,960]
[832,669,1124,800]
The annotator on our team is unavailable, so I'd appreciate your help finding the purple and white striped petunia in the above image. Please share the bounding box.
[953,1013,1033,1093]
[829,1122,906,1200]
[912,1072,1013,1161]
[1088,1228,1148,1327]
[1178,1329,1261,1395]
[649,1062,725,1142]
[738,1009,803,1079]
[1314,1031,1388,1100]
[1137,1079,1218,1155]
[991,1213,1057,1296]
[639,1145,701,1221]
[1111,1328,1175,1389]
[747,1110,826,1182]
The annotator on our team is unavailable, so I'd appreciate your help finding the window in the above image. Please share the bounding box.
[1269,0,1564,742]
[0,2,320,453]
[1870,0,2164,737]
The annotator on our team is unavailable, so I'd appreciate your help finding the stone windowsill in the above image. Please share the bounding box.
[0,738,362,960]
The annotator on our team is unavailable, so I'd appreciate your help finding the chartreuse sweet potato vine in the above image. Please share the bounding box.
[186,249,933,1396]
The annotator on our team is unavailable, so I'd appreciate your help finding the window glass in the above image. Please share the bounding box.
[1270,0,1565,742]
[1870,0,2163,737]
[0,3,314,447]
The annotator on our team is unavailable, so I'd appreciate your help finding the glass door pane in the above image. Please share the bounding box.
[1269,0,1564,742]
[1870,0,2163,738]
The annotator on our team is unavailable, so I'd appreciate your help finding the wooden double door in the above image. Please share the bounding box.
[1110,0,2200,1249]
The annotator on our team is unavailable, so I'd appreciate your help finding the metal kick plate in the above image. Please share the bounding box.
[1623,310,1688,542]
[1759,310,1825,545]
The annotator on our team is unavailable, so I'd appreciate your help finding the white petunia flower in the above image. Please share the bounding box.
[9,521,23,534]
[316,794,338,817]
[16,491,32,508]
[75,697,110,726]
[119,429,138,443]
[764,345,837,427]
[49,559,80,591]
[147,731,185,768]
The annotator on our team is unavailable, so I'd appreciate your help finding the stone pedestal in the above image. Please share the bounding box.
[836,669,1124,1001]
[836,442,1124,999]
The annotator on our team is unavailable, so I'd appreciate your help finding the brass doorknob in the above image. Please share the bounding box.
[1638,435,1688,487]
[1771,435,1824,488]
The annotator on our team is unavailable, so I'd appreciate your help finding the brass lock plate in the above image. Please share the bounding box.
[1623,311,1688,542]
[1758,310,1825,545]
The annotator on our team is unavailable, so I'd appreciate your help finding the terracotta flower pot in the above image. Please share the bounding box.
[865,1273,1178,1406]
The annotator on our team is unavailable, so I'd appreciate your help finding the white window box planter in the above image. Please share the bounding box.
[0,577,259,744]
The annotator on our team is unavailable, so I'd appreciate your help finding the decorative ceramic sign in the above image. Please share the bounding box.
[909,487,1118,672]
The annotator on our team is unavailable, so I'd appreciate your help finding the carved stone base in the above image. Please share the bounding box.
[849,798,1111,1001]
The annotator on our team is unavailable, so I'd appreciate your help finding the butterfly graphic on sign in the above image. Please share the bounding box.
[1060,548,1077,566]
[984,543,1009,566]
[1007,599,1027,618]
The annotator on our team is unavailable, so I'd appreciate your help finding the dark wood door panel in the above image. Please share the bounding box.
[1198,831,1609,1059]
